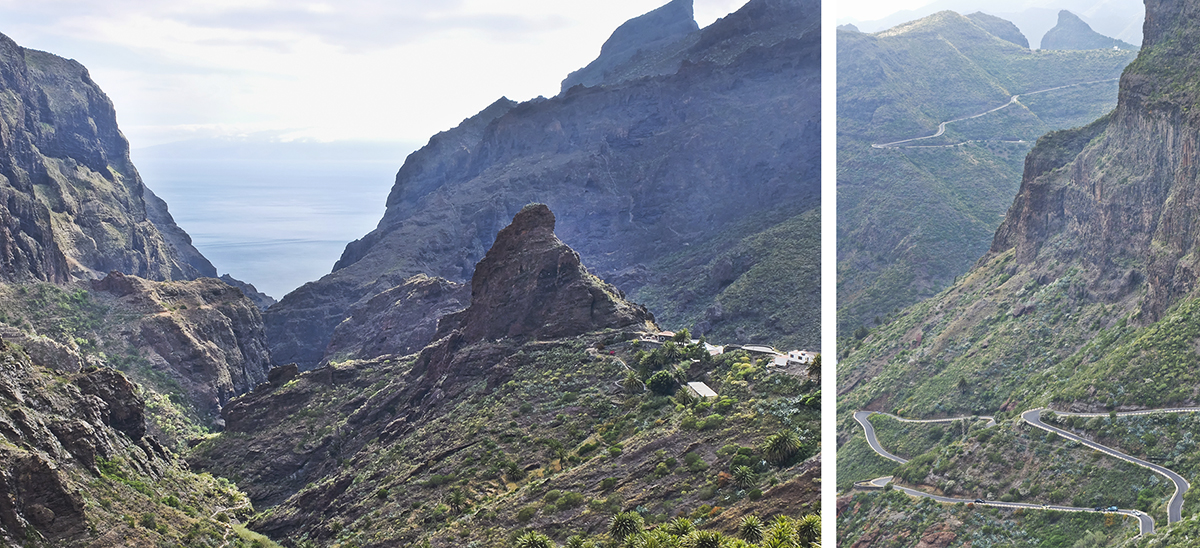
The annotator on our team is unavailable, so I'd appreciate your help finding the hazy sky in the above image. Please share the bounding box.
[0,0,748,147]
[839,0,936,21]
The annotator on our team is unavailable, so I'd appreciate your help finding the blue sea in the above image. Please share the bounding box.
[132,140,417,300]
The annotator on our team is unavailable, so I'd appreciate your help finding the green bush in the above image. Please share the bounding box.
[516,505,539,523]
[647,371,678,395]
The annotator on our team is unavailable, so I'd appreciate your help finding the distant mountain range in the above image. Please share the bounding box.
[839,0,1144,49]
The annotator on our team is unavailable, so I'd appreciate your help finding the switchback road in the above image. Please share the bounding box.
[1023,408,1190,523]
[850,409,1174,537]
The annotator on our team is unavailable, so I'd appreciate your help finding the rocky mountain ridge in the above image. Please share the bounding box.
[1040,9,1138,51]
[266,0,821,369]
[559,0,698,92]
[0,33,213,284]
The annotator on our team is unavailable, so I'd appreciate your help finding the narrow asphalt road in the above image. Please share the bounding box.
[855,476,1154,535]
[852,410,1158,536]
[1022,408,1190,524]
[870,78,1121,149]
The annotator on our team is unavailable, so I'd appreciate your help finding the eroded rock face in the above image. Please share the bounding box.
[989,0,1200,321]
[440,204,653,344]
[0,33,213,285]
[0,343,168,544]
[90,272,271,419]
[323,274,468,363]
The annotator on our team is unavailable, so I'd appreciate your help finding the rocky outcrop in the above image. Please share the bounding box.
[966,12,1028,49]
[0,343,160,544]
[323,274,467,363]
[90,272,271,420]
[436,204,653,345]
[559,0,698,91]
[988,0,1200,322]
[0,33,215,284]
[1040,10,1137,51]
[266,0,821,368]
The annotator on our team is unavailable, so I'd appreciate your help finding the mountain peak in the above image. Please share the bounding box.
[1040,9,1136,51]
[444,203,655,344]
[560,0,697,91]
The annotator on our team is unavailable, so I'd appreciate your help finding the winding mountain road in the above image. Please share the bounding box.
[1024,408,1193,523]
[870,78,1121,149]
[848,408,1196,537]
[854,475,1155,535]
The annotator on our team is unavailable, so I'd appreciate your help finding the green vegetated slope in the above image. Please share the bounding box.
[840,1,1200,543]
[840,488,1134,548]
[192,336,820,547]
[0,280,268,451]
[0,335,273,547]
[837,11,1136,334]
[632,207,820,352]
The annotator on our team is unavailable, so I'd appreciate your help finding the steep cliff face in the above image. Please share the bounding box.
[89,272,271,420]
[322,274,468,363]
[267,0,821,368]
[990,0,1200,323]
[1040,10,1137,51]
[0,33,213,284]
[0,341,254,546]
[559,0,698,91]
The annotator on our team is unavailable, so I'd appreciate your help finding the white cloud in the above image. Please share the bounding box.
[0,0,752,145]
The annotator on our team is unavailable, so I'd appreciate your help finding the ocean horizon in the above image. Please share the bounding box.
[132,140,416,300]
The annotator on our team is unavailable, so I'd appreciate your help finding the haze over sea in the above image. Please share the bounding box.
[132,140,416,300]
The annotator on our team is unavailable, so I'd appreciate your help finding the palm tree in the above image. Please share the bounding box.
[623,370,645,393]
[733,466,757,488]
[663,517,696,537]
[738,515,764,543]
[609,511,644,541]
[514,531,556,548]
[766,515,797,546]
[795,514,821,547]
[681,530,723,548]
[762,430,803,466]
[445,488,467,514]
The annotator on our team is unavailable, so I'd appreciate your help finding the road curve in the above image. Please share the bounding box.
[852,411,908,464]
[870,78,1121,149]
[852,411,1156,536]
[855,476,1154,535]
[1022,408,1190,524]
